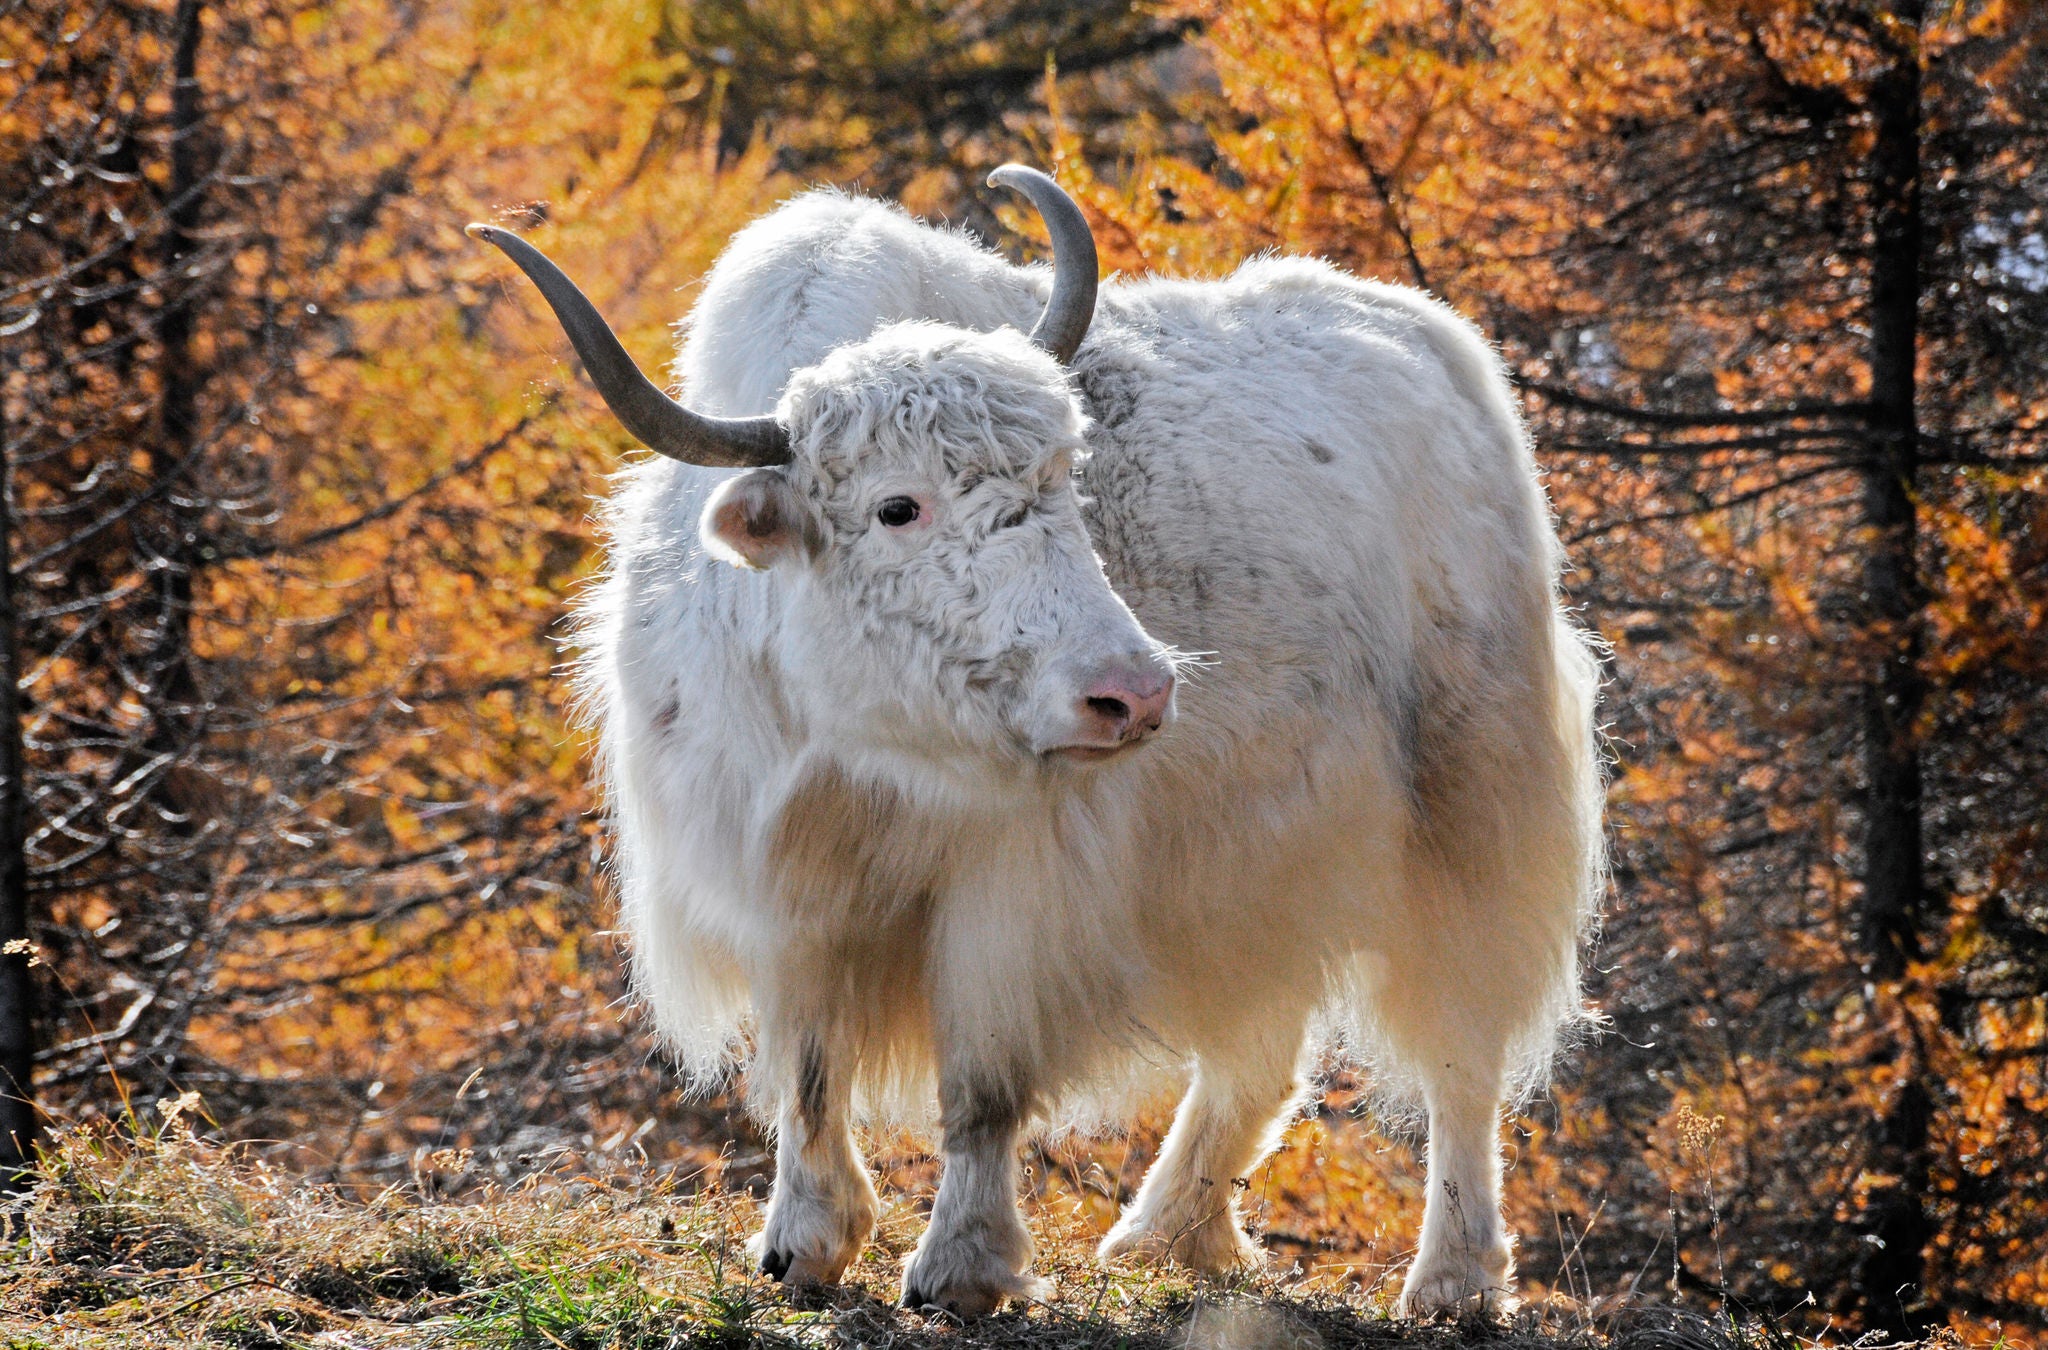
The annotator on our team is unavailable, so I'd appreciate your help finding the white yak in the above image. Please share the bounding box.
[467,165,1602,1318]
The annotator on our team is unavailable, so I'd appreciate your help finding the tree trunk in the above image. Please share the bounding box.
[1859,6,1927,985]
[151,0,206,726]
[1852,1,1936,1335]
[0,387,34,1188]
[111,0,215,1099]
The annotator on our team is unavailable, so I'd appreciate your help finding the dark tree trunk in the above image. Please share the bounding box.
[151,0,207,727]
[1859,4,1927,983]
[1852,1,1937,1335]
[0,390,34,1188]
[112,0,216,1098]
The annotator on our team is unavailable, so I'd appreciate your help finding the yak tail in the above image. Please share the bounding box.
[1532,608,1609,1081]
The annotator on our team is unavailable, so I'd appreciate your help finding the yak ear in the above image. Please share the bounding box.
[701,468,822,570]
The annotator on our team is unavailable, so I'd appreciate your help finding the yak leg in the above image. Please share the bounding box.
[1099,1027,1304,1274]
[901,880,1080,1316]
[752,1030,877,1287]
[1375,921,1515,1313]
[1398,1060,1512,1315]
[899,1070,1042,1316]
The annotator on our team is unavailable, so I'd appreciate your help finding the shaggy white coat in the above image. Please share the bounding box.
[576,190,1604,1317]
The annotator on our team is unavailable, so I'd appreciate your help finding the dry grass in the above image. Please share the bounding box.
[0,1115,1829,1350]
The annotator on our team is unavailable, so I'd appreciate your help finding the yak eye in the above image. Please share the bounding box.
[876,496,921,528]
[997,502,1030,530]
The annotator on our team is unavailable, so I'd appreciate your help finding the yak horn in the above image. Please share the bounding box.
[466,223,791,468]
[987,165,1098,366]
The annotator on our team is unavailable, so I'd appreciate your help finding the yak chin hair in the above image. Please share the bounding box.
[778,322,1089,487]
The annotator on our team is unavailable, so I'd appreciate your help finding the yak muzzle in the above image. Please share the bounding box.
[1047,654,1175,761]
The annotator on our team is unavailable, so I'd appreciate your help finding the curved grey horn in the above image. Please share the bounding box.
[465,223,790,468]
[987,165,1098,365]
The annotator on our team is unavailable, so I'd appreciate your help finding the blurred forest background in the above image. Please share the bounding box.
[3,0,2045,1341]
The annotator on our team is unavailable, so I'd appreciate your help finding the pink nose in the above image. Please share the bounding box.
[1076,656,1175,746]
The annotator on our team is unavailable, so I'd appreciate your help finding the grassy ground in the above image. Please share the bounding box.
[0,1117,1831,1350]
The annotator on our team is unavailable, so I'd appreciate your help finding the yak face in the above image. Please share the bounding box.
[701,322,1175,771]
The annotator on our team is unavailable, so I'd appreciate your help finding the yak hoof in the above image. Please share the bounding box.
[1099,1213,1262,1276]
[1396,1260,1513,1319]
[899,1235,1042,1318]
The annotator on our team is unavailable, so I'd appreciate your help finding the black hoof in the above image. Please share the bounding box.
[761,1248,791,1281]
[901,1285,926,1310]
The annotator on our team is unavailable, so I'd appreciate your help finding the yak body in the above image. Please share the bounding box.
[577,190,1602,1314]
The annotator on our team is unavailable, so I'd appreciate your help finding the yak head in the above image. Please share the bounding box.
[469,167,1176,772]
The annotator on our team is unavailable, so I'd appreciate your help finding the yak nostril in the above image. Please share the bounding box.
[1086,695,1131,726]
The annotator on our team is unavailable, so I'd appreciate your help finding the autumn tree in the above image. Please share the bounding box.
[2,0,282,1173]
[1513,4,2046,1332]
[0,0,785,1178]
[643,0,1200,221]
